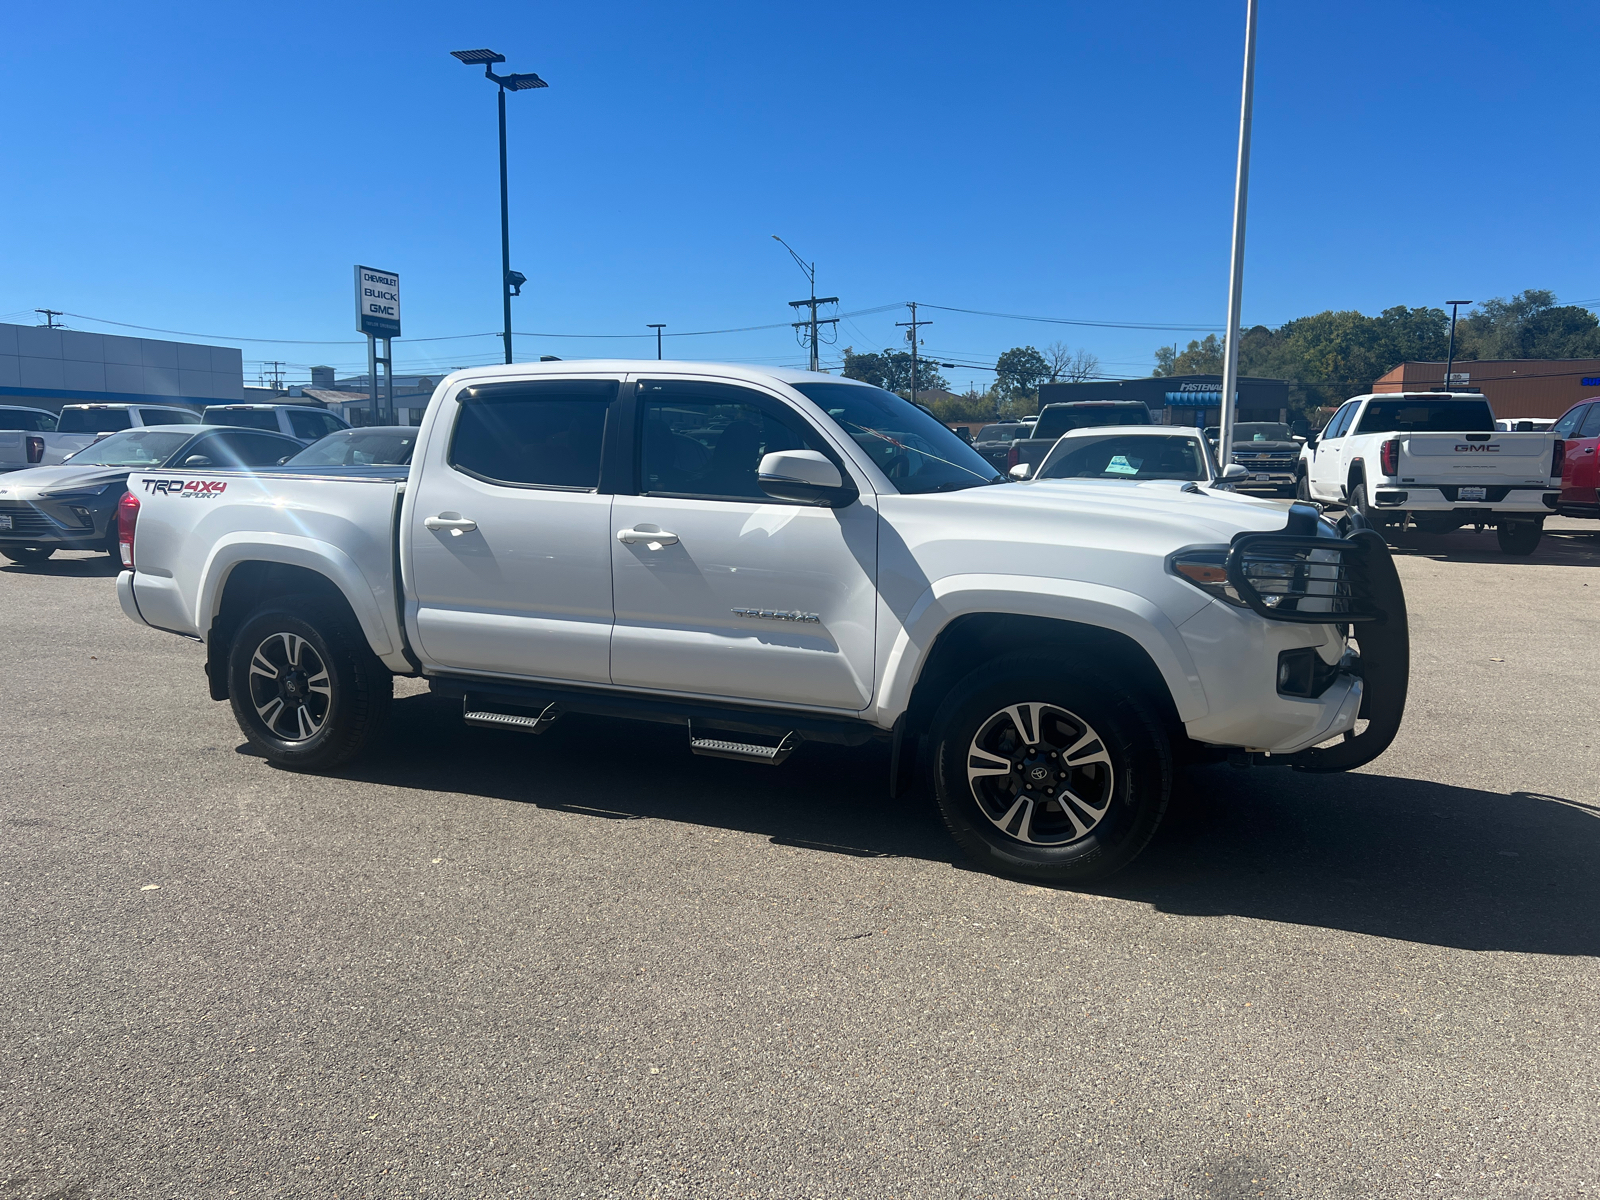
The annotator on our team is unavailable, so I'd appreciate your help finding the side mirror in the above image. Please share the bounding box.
[1305,434,1318,449]
[1008,462,1033,480]
[757,450,855,507]
[1221,463,1249,481]
[183,455,213,467]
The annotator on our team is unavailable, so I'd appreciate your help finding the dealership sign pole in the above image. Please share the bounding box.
[1218,0,1257,467]
[355,266,401,424]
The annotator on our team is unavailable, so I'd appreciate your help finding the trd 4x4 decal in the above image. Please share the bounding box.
[141,478,228,498]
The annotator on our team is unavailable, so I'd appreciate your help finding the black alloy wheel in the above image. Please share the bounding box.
[929,654,1171,884]
[228,599,391,771]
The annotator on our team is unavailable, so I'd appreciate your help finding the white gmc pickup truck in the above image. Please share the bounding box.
[1296,392,1562,554]
[116,362,1409,883]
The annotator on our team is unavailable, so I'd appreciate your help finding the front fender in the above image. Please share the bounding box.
[197,533,396,657]
[873,573,1210,728]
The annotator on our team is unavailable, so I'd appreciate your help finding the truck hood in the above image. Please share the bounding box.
[0,465,130,498]
[914,477,1305,544]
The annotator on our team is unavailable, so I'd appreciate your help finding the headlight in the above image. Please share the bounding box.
[1168,547,1247,607]
[39,483,113,499]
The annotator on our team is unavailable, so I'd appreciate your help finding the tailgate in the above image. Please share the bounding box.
[1402,433,1556,481]
[127,469,404,649]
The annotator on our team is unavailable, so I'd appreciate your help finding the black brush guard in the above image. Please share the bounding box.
[1224,517,1409,773]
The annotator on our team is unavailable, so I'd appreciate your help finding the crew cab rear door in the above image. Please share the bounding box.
[405,376,621,684]
[608,376,879,711]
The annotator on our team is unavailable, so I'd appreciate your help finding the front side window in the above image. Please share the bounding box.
[449,380,614,489]
[1579,406,1600,439]
[288,409,328,440]
[791,381,998,493]
[57,408,132,434]
[1038,434,1209,482]
[1322,404,1355,439]
[203,408,281,431]
[209,431,300,465]
[637,381,821,500]
[0,409,55,431]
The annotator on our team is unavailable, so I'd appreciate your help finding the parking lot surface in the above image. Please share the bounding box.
[3,520,1598,1199]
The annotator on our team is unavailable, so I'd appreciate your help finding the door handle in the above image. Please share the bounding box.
[616,526,679,548]
[1584,448,1595,455]
[424,514,478,535]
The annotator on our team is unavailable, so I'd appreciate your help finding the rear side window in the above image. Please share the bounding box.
[0,410,55,431]
[57,408,132,434]
[1354,400,1494,434]
[204,408,281,431]
[136,408,190,426]
[449,379,616,489]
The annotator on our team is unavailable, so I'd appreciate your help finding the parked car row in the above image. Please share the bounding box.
[0,426,413,562]
[0,401,353,473]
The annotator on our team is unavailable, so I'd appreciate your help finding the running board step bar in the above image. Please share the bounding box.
[463,698,561,734]
[688,720,798,766]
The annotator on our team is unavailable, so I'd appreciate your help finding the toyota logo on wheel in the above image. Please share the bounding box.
[1029,766,1050,781]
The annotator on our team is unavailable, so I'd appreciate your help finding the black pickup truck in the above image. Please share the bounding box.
[1000,401,1152,475]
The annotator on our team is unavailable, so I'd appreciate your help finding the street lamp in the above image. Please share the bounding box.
[1444,300,1473,391]
[451,48,548,365]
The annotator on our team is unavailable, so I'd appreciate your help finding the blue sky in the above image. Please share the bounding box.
[2,1,1595,388]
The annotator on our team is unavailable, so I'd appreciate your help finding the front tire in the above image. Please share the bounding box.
[228,600,392,771]
[929,655,1171,884]
[1294,472,1311,502]
[0,545,55,563]
[1496,520,1543,556]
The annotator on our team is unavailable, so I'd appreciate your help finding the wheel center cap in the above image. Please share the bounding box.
[1018,753,1055,788]
[283,670,306,700]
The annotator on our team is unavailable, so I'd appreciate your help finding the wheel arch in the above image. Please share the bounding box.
[1346,457,1367,494]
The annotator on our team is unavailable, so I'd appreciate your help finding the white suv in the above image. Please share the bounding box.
[202,404,349,443]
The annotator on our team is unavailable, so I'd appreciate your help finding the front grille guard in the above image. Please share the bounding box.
[1230,522,1411,774]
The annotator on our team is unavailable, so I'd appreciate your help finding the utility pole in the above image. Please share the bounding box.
[35,309,63,329]
[772,235,837,372]
[647,323,665,360]
[896,302,933,406]
[1444,300,1473,390]
[1218,0,1258,468]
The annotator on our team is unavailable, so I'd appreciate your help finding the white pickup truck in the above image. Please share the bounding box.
[1296,392,1561,554]
[116,362,1409,883]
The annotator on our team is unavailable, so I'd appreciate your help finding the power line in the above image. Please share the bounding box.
[914,302,1225,332]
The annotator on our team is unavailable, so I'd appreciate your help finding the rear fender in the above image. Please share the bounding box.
[198,534,396,658]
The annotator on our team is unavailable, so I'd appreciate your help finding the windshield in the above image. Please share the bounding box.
[1232,423,1293,442]
[1355,400,1495,434]
[204,409,281,431]
[57,408,132,434]
[61,429,193,467]
[792,381,1000,493]
[288,428,416,466]
[1038,434,1209,482]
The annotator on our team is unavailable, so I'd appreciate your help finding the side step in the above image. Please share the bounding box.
[463,697,561,734]
[687,720,798,766]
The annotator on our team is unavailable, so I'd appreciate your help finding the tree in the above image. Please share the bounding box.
[841,346,948,396]
[994,346,1051,400]
[1454,290,1600,361]
[1154,334,1224,376]
[1045,340,1100,382]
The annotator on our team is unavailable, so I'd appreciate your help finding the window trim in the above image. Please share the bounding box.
[444,378,622,493]
[628,378,858,506]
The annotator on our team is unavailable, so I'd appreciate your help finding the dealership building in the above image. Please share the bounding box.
[0,322,244,415]
[1036,374,1291,426]
[1374,359,1600,420]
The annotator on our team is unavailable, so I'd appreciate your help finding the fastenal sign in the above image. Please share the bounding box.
[355,265,401,338]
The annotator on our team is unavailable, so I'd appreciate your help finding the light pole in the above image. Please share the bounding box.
[1444,300,1473,391]
[773,235,836,373]
[451,49,547,365]
[1217,0,1258,468]
[647,323,665,360]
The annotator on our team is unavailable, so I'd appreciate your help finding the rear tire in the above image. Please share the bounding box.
[228,599,392,771]
[1348,481,1371,520]
[1496,520,1543,556]
[928,654,1171,884]
[0,546,56,563]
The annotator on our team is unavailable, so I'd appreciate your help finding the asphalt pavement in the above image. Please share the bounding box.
[3,519,1598,1199]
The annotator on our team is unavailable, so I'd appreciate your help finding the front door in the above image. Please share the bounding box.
[406,377,620,683]
[1310,402,1354,500]
[609,378,878,712]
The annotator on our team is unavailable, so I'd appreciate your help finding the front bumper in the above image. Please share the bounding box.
[1372,486,1558,514]
[1178,521,1408,772]
[0,499,116,548]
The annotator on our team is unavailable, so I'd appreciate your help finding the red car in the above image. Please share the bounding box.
[1553,400,1600,518]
